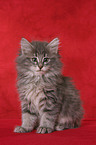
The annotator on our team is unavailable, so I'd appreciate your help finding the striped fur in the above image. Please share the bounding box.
[14,38,84,134]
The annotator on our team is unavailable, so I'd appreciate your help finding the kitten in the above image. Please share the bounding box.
[14,38,83,134]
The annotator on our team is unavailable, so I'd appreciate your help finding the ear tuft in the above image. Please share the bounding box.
[20,38,33,55]
[47,38,59,53]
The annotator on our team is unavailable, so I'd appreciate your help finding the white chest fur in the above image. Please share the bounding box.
[25,82,45,112]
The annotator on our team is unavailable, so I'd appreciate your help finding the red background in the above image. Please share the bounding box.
[0,0,96,144]
[0,0,96,120]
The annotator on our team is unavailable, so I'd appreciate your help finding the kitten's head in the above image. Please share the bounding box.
[17,38,62,76]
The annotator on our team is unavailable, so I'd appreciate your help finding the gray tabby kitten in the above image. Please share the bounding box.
[14,38,83,134]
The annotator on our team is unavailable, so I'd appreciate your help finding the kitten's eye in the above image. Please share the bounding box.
[43,58,49,63]
[32,58,37,62]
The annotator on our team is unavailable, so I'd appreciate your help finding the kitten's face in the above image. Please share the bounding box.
[17,38,61,76]
[27,52,51,75]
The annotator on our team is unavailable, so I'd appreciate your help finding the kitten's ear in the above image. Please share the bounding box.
[21,38,34,55]
[47,38,59,54]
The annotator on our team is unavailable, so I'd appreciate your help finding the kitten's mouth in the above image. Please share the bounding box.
[37,70,44,72]
[36,70,45,74]
[36,67,49,74]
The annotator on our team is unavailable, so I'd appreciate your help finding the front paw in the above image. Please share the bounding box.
[14,126,28,133]
[36,127,53,134]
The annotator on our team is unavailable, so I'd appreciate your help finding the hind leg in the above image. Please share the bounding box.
[55,112,81,131]
[55,115,75,131]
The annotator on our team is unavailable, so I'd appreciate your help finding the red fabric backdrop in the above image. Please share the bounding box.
[0,0,96,120]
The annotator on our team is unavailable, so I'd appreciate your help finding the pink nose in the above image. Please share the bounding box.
[38,64,43,70]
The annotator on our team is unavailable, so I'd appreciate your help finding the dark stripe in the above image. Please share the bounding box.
[43,109,52,112]
[46,90,54,93]
[39,97,46,103]
[22,110,37,116]
[46,102,51,107]
[43,89,57,103]
[48,77,53,83]
[46,95,57,103]
[46,117,54,122]
[39,104,44,110]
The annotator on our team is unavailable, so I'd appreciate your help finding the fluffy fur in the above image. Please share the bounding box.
[14,38,83,134]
